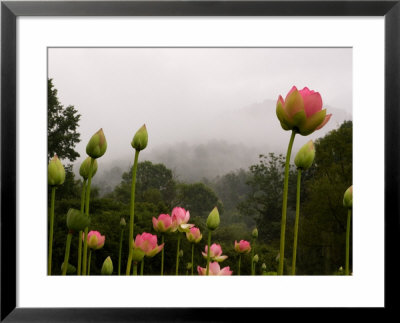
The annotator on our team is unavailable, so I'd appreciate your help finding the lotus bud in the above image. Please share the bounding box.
[85,231,105,250]
[100,256,113,275]
[86,128,107,159]
[261,263,267,270]
[61,262,76,275]
[206,207,220,231]
[48,154,65,186]
[339,266,343,272]
[120,217,126,229]
[79,157,98,180]
[252,228,258,239]
[276,86,331,136]
[253,254,259,263]
[179,250,184,258]
[66,208,90,233]
[131,124,148,151]
[132,247,145,262]
[294,140,315,170]
[234,240,251,254]
[186,262,192,270]
[343,185,353,208]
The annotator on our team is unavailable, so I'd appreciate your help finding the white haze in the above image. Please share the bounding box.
[48,48,352,188]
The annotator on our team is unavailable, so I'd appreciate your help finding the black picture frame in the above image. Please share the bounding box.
[1,0,399,321]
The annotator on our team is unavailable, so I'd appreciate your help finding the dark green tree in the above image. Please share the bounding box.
[297,120,353,275]
[111,161,176,209]
[238,153,297,244]
[175,182,223,220]
[48,79,82,200]
[48,78,81,162]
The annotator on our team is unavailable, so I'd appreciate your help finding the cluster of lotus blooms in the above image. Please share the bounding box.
[48,86,353,276]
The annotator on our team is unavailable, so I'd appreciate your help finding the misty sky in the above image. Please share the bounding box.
[48,47,352,176]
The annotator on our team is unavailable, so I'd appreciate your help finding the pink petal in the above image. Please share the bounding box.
[302,92,323,117]
[152,217,158,230]
[315,113,332,130]
[284,85,298,102]
[219,266,233,276]
[135,234,143,247]
[197,266,206,275]
[209,262,221,275]
[298,87,315,98]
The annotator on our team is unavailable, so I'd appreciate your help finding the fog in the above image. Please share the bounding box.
[48,48,352,191]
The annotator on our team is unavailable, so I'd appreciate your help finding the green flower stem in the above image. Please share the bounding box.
[140,259,144,275]
[133,262,138,276]
[191,243,194,275]
[345,209,352,275]
[118,228,124,275]
[88,250,92,276]
[48,186,56,275]
[206,231,212,275]
[250,238,255,275]
[126,150,140,275]
[77,179,87,276]
[161,234,165,276]
[175,234,181,275]
[61,232,73,276]
[278,130,296,275]
[238,254,242,276]
[82,158,95,275]
[291,168,302,275]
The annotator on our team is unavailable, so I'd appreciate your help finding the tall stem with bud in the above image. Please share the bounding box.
[48,154,65,275]
[61,232,73,275]
[126,125,148,275]
[48,187,56,275]
[343,185,353,275]
[77,179,87,275]
[161,234,165,275]
[205,207,220,276]
[175,234,181,275]
[126,150,139,275]
[82,158,95,275]
[291,169,302,275]
[278,130,296,275]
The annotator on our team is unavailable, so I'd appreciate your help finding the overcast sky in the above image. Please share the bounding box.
[48,47,352,172]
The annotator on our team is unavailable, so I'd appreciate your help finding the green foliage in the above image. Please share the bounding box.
[238,153,297,244]
[48,79,81,162]
[111,161,176,208]
[297,121,353,274]
[48,79,81,201]
[175,182,223,219]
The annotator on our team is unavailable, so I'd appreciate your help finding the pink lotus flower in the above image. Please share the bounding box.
[171,207,194,232]
[83,231,105,250]
[186,227,202,243]
[133,232,164,257]
[234,240,251,254]
[276,86,331,136]
[202,243,228,262]
[197,262,232,276]
[152,213,176,233]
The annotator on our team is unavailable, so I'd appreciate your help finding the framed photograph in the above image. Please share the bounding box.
[1,0,399,321]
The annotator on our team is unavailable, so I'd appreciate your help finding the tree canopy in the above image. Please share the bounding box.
[48,78,81,162]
